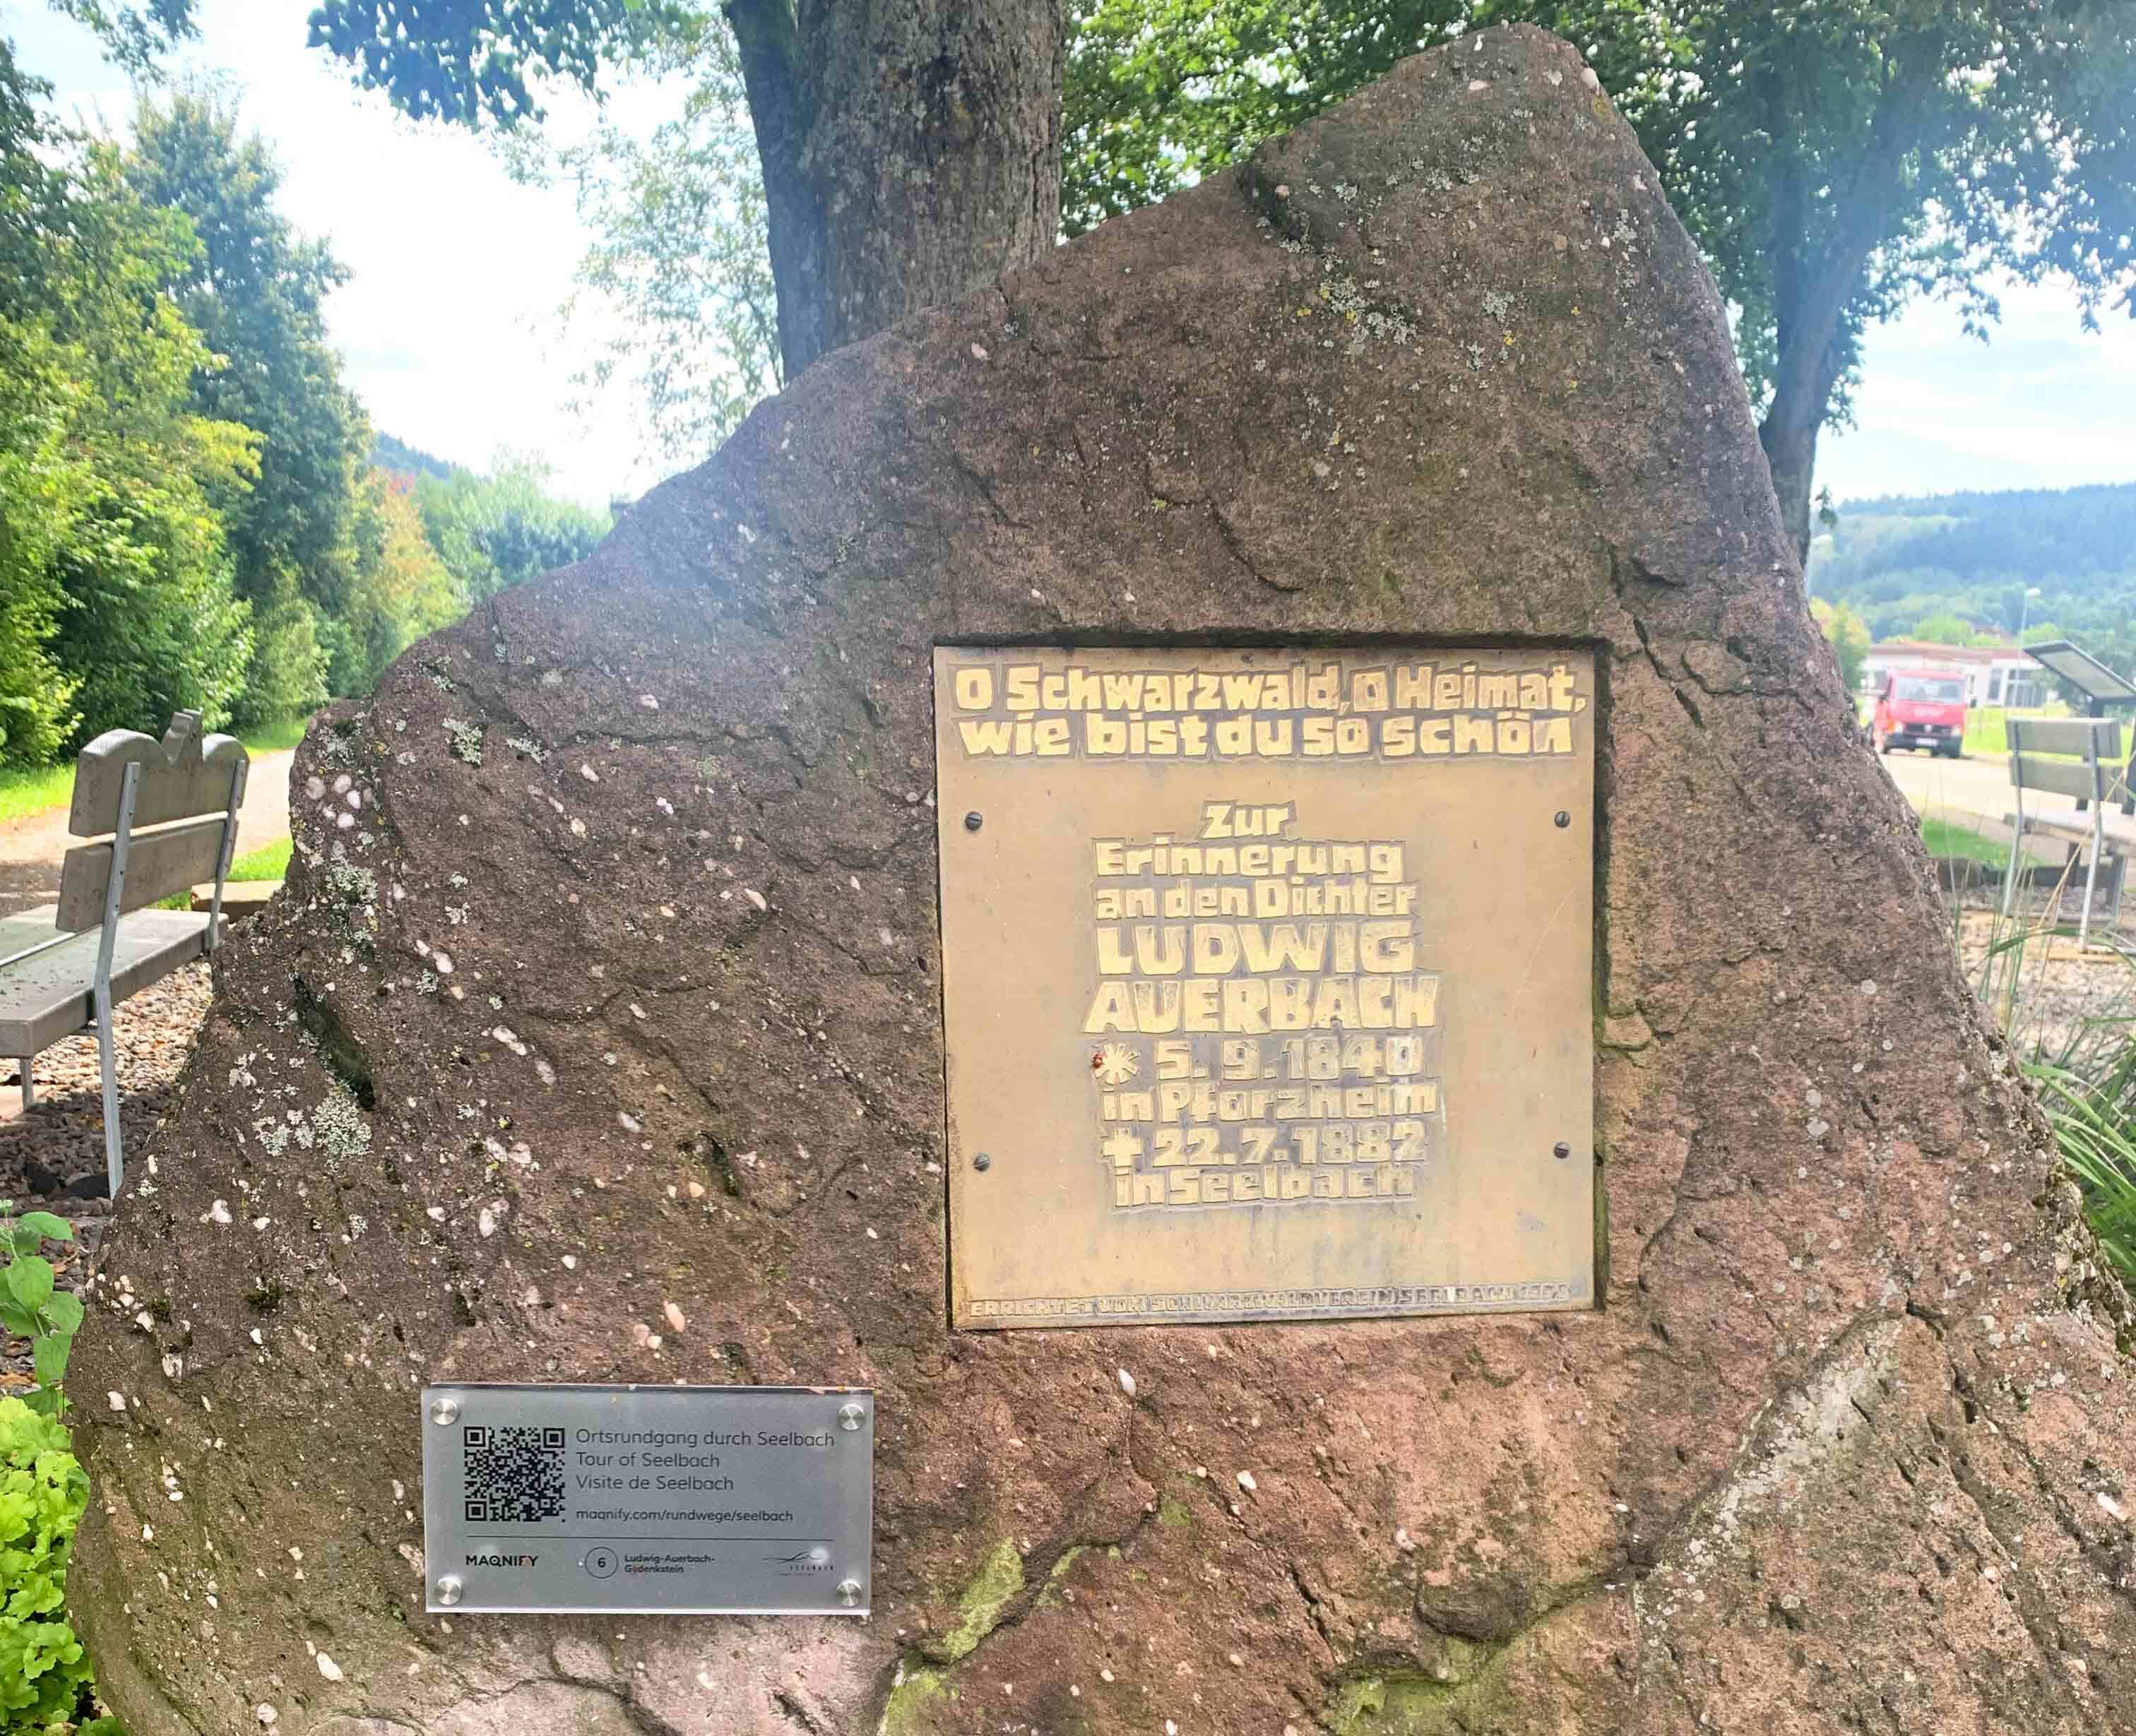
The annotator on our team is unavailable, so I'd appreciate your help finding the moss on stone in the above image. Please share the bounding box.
[880,1661,954,1734]
[1331,1674,1456,1735]
[1036,1545,1085,1608]
[937,1539,1024,1663]
[1326,1646,1513,1735]
[1157,1494,1194,1529]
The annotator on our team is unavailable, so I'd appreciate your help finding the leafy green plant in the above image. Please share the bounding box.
[0,1396,93,1728]
[0,1211,81,1419]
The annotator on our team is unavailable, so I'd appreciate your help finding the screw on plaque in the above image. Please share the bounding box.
[1553,1141,1571,1160]
[1553,811,1571,828]
[964,811,983,831]
[837,1579,864,1607]
[972,1153,991,1172]
[838,1402,866,1432]
[434,1574,464,1607]
[429,1397,460,1426]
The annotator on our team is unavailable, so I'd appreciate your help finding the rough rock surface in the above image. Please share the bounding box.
[70,26,2136,1736]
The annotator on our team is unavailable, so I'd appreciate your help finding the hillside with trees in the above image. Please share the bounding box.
[0,62,607,771]
[1807,481,2136,670]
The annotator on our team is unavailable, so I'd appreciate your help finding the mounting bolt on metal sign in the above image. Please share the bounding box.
[837,1403,866,1432]
[429,1397,460,1426]
[433,1575,464,1607]
[972,1152,991,1172]
[1554,810,1571,828]
[837,1579,863,1607]
[964,811,984,831]
[1553,1141,1571,1160]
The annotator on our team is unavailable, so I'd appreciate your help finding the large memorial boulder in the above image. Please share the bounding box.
[70,24,2135,1735]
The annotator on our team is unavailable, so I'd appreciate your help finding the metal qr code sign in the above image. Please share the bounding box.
[420,1384,874,1615]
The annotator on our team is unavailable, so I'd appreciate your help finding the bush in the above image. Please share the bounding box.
[230,573,326,731]
[0,1397,92,1728]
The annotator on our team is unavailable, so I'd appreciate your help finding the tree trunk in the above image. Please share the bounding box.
[1758,393,1820,566]
[1754,48,1935,571]
[725,0,1064,380]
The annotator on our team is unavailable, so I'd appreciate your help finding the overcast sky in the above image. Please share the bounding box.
[10,1,2133,511]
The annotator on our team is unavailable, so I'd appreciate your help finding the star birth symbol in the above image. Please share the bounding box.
[1095,1042,1141,1086]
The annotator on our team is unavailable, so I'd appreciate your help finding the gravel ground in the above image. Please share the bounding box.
[0,963,210,1392]
[0,863,59,921]
[1952,897,2136,1063]
[0,961,210,1199]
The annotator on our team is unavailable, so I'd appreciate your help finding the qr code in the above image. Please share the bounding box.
[461,1425,566,1524]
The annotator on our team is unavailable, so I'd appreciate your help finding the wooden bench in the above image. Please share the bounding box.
[0,713,248,1194]
[2000,715,2136,949]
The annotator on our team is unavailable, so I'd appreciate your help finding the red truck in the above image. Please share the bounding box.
[1873,668,1968,758]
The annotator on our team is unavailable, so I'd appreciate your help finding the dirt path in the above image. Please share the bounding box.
[0,748,294,919]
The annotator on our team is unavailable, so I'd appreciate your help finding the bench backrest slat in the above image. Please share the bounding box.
[2008,751,2108,804]
[2007,716,2123,759]
[69,712,247,838]
[55,816,231,932]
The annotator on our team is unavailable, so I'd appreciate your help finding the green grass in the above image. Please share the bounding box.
[0,763,76,825]
[1922,816,2015,869]
[228,838,290,881]
[235,715,310,754]
[152,836,292,910]
[1964,706,2005,755]
[1963,701,2074,756]
[0,715,312,826]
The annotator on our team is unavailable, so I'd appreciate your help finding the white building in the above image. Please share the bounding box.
[1862,640,2044,708]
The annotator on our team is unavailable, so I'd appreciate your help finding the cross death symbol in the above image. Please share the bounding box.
[1100,1129,1144,1172]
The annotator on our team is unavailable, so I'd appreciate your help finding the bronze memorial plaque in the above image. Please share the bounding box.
[934,646,1595,1329]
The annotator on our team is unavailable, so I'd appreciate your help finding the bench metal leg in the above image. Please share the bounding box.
[2082,819,2106,951]
[1999,825,2027,925]
[95,981,121,1197]
[13,1057,28,1111]
[1993,821,2029,1011]
[95,759,138,1199]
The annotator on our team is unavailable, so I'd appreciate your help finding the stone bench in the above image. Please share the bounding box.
[0,713,247,1192]
[2000,715,2136,946]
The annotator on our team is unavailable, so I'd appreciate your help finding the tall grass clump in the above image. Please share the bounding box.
[1970,848,2136,1290]
[2029,1062,2136,1286]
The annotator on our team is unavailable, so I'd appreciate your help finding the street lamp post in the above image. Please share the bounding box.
[2018,586,2043,708]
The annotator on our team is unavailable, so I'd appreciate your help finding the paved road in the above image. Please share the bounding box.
[0,748,294,919]
[1878,745,2017,828]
